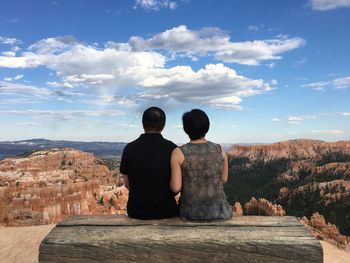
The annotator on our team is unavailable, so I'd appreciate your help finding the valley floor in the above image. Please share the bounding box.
[0,224,349,263]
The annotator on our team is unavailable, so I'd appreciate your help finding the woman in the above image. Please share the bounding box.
[170,109,232,221]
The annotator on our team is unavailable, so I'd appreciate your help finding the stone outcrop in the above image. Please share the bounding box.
[232,202,243,216]
[0,148,127,226]
[300,212,350,248]
[244,197,285,216]
[231,139,350,162]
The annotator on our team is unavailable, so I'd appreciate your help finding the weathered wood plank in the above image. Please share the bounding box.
[57,215,302,227]
[39,215,323,263]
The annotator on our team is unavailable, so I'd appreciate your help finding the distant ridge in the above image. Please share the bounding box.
[231,139,350,161]
[0,139,127,159]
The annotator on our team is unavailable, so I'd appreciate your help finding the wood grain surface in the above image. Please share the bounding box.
[39,215,323,263]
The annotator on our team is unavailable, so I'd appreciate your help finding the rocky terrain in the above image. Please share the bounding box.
[232,139,350,162]
[300,212,350,248]
[0,148,128,226]
[227,139,350,237]
[243,197,285,216]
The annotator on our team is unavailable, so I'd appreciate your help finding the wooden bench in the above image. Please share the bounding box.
[39,215,323,262]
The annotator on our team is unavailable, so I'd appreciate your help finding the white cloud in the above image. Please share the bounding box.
[12,46,21,52]
[311,129,343,134]
[0,81,84,104]
[0,98,39,105]
[28,36,76,53]
[0,36,21,45]
[114,123,138,128]
[294,57,308,67]
[304,75,350,90]
[288,116,303,124]
[122,25,305,65]
[287,115,317,124]
[134,0,177,10]
[0,109,125,121]
[272,118,281,122]
[3,74,23,81]
[303,81,328,91]
[337,112,350,116]
[17,122,38,126]
[247,25,259,32]
[0,81,51,97]
[83,95,138,107]
[0,55,40,68]
[0,29,296,110]
[139,63,271,110]
[64,74,115,85]
[288,116,303,121]
[46,81,74,88]
[270,79,278,86]
[1,51,16,57]
[14,74,23,80]
[333,76,350,89]
[214,38,305,65]
[310,0,350,10]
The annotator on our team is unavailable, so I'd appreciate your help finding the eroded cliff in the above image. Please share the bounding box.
[0,148,127,226]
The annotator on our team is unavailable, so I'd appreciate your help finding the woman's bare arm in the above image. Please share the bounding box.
[170,147,184,194]
[221,146,229,184]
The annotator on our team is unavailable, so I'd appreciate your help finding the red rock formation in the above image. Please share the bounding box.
[244,197,285,216]
[300,212,350,248]
[232,202,243,216]
[231,139,350,162]
[278,187,290,198]
[100,185,128,215]
[0,149,127,226]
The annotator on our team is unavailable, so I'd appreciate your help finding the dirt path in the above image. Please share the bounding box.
[0,225,349,263]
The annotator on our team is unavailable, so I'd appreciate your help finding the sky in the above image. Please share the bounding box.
[0,0,349,144]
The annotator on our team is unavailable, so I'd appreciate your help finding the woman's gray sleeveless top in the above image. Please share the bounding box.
[179,141,232,221]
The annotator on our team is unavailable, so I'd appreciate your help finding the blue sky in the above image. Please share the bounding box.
[0,0,349,143]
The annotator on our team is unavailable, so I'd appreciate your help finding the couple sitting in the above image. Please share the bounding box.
[120,107,232,221]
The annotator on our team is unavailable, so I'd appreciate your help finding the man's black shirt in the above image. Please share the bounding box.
[120,133,178,219]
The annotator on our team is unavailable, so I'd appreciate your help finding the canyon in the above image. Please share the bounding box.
[227,139,350,237]
[0,148,127,226]
[0,139,349,251]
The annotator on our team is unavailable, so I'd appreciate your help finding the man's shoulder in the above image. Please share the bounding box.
[122,137,141,151]
[161,137,177,149]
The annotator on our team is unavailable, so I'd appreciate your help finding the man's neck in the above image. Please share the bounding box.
[144,130,162,134]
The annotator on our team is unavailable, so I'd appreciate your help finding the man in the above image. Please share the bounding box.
[120,107,178,219]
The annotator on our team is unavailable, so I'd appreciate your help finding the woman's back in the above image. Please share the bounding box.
[179,141,232,221]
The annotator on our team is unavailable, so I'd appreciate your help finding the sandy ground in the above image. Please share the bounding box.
[0,225,55,263]
[0,225,349,263]
[321,241,350,263]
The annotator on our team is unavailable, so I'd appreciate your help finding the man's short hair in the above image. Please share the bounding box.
[182,109,210,140]
[142,107,166,132]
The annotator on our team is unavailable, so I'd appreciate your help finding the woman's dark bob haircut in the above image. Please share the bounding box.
[142,107,166,132]
[182,109,210,140]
